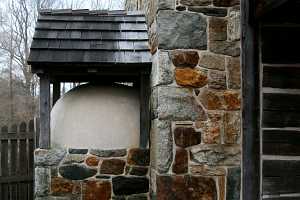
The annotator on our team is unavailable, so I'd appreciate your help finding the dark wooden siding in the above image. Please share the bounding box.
[0,120,37,200]
[261,9,300,198]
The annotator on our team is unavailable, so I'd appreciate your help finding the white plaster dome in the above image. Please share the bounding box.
[51,83,140,149]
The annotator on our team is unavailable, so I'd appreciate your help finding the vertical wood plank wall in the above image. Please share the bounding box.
[0,120,36,200]
[260,21,300,199]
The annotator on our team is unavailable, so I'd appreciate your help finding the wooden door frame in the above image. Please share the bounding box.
[241,0,261,199]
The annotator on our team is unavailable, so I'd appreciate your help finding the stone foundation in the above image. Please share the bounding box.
[34,148,150,200]
[141,0,242,199]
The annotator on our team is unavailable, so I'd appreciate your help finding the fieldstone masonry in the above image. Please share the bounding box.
[142,0,241,199]
[34,148,150,200]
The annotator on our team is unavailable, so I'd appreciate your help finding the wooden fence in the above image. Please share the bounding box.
[0,119,38,200]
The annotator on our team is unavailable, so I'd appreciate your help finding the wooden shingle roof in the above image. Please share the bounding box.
[27,9,151,67]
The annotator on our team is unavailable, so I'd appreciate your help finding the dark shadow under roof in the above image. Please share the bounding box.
[28,9,151,69]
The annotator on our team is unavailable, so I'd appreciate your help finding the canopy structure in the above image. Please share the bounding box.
[28,9,151,149]
[28,9,151,69]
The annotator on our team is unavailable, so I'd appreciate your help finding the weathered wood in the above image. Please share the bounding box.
[10,124,17,133]
[1,140,8,177]
[19,122,27,133]
[263,93,300,111]
[34,117,40,148]
[139,72,150,148]
[28,120,34,132]
[0,133,34,140]
[10,139,18,176]
[39,75,51,149]
[19,139,28,175]
[256,0,290,19]
[241,0,261,198]
[263,160,300,195]
[1,126,8,133]
[52,81,60,106]
[263,66,300,89]
[263,197,300,200]
[263,129,300,156]
[263,111,300,128]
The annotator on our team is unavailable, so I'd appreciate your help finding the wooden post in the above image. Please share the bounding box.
[52,81,61,106]
[39,75,51,149]
[140,72,150,148]
[241,0,261,199]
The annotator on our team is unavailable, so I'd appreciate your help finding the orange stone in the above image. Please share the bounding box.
[51,177,78,195]
[86,156,100,167]
[223,90,241,110]
[198,88,241,110]
[83,180,111,200]
[204,124,221,144]
[175,68,208,88]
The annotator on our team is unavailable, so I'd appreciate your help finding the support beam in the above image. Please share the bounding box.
[52,81,61,106]
[39,75,51,149]
[139,72,150,148]
[241,0,261,199]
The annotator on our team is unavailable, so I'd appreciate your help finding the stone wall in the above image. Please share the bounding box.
[144,0,242,199]
[34,148,150,200]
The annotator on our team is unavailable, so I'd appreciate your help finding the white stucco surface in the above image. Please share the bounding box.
[51,83,140,149]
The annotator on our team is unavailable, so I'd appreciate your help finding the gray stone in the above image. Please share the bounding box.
[190,144,240,166]
[90,149,127,157]
[145,0,157,27]
[157,10,207,49]
[59,164,97,180]
[157,86,207,121]
[209,40,240,57]
[151,87,158,119]
[208,70,226,89]
[158,0,175,10]
[68,148,88,154]
[188,6,227,17]
[199,52,226,70]
[151,50,174,87]
[35,148,67,166]
[35,167,50,197]
[151,120,173,173]
[228,7,240,41]
[180,0,211,6]
[62,154,85,164]
[148,20,158,54]
[227,167,241,200]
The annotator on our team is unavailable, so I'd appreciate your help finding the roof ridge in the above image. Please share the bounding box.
[39,9,145,17]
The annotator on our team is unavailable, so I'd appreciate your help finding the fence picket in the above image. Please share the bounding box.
[10,124,17,134]
[19,122,27,133]
[1,126,8,133]
[0,119,36,200]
